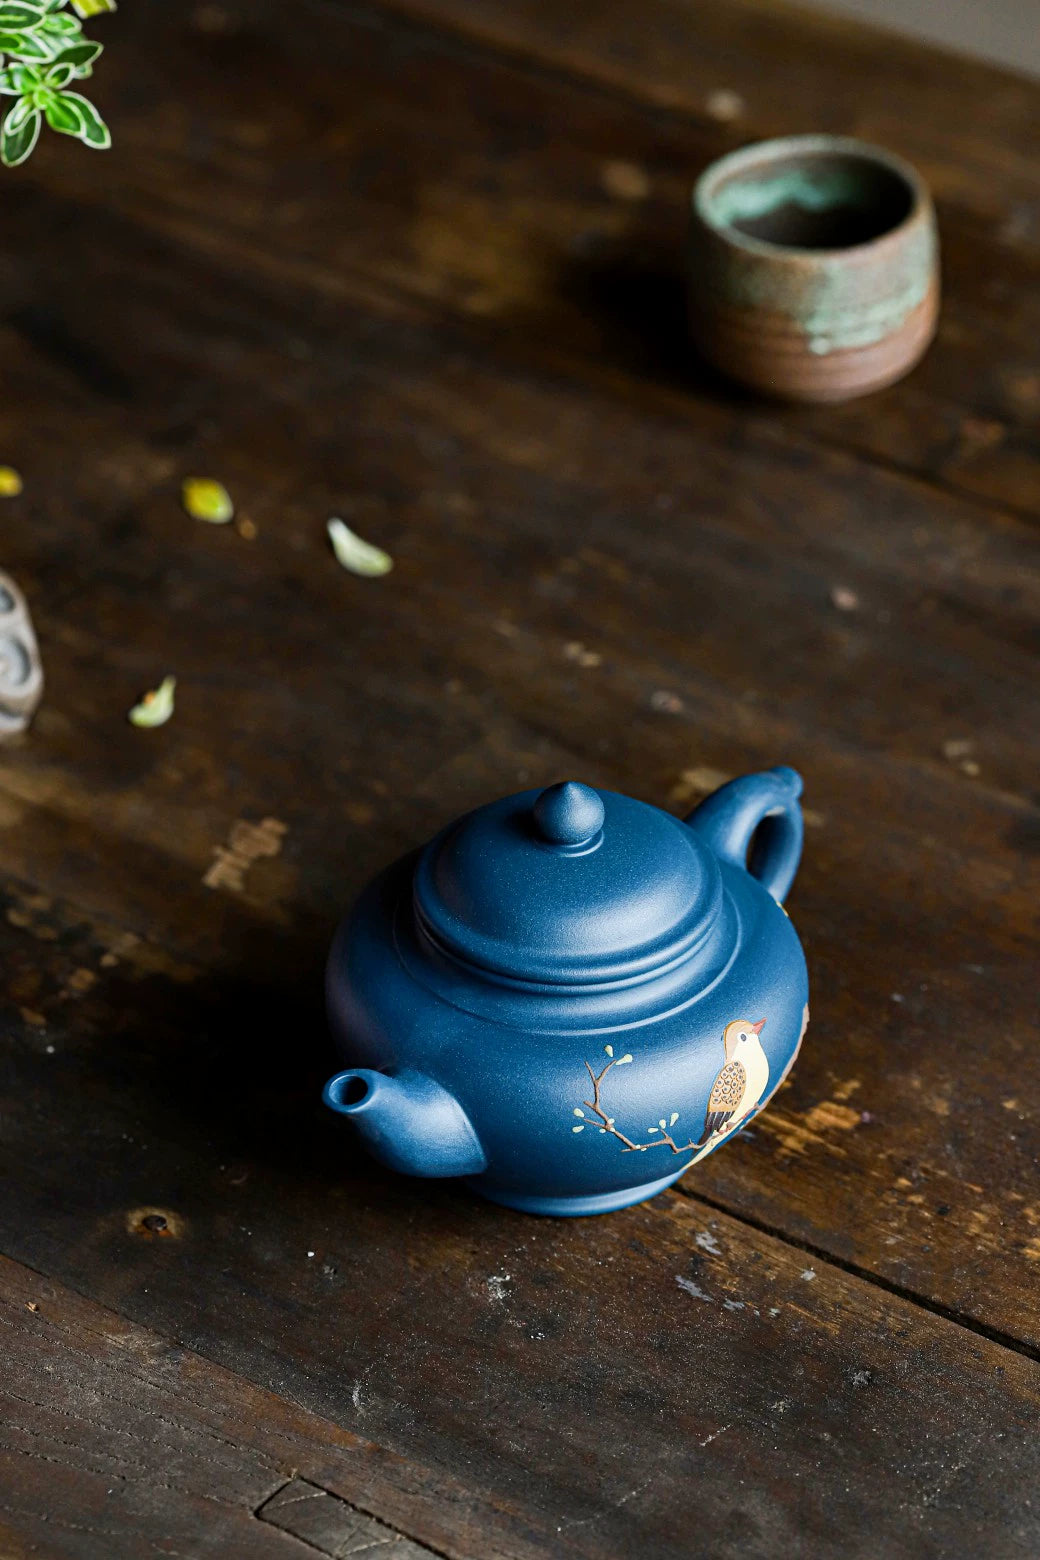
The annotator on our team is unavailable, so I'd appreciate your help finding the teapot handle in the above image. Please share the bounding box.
[685,766,804,904]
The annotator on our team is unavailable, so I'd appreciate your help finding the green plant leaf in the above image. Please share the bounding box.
[50,36,97,66]
[7,89,35,124]
[0,4,47,29]
[69,0,114,14]
[0,63,39,90]
[0,27,51,56]
[0,100,39,163]
[56,85,106,144]
[40,11,80,33]
[43,58,72,84]
[43,85,81,130]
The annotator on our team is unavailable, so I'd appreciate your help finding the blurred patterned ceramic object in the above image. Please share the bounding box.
[0,571,43,738]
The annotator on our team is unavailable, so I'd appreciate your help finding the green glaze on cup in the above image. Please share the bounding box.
[689,135,940,402]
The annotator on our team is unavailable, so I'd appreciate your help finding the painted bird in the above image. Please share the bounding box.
[696,1018,769,1146]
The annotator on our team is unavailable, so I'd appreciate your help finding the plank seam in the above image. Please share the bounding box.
[2,867,1039,1362]
[256,1474,454,1559]
[676,1181,1040,1365]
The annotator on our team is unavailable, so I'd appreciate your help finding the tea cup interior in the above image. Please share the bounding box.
[703,148,916,252]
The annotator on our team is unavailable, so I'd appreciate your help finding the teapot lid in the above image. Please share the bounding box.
[412,782,723,988]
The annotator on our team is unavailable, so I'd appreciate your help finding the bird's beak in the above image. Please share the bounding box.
[751,1018,766,1034]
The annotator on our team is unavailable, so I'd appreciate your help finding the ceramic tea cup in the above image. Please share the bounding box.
[688,134,939,402]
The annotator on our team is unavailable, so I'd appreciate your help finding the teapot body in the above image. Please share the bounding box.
[325,770,810,1216]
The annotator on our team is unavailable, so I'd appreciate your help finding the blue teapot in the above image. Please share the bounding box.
[324,767,809,1216]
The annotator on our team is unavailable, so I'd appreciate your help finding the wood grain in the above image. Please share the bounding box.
[3,1072,1040,1560]
[0,1253,546,1560]
[0,0,1038,1552]
[383,0,1040,217]
[258,1479,441,1557]
[3,0,1040,518]
[0,122,1037,1345]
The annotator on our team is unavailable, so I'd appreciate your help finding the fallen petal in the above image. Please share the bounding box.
[327,517,393,577]
[183,477,234,524]
[129,675,176,728]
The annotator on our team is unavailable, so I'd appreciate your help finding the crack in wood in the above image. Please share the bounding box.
[677,1181,1040,1367]
[256,1477,446,1558]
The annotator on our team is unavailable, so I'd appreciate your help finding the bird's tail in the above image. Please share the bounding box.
[696,1110,728,1146]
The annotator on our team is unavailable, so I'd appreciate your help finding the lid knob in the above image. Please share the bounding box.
[532,782,605,849]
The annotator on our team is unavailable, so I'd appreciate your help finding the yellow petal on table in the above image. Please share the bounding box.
[327,517,393,577]
[0,466,23,497]
[182,477,234,524]
[128,675,176,728]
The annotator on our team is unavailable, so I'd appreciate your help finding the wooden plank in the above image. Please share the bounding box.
[0,153,1037,1346]
[0,1253,545,1560]
[0,12,1036,1551]
[3,1112,1040,1559]
[4,0,1040,516]
[258,1479,440,1557]
[382,0,1040,218]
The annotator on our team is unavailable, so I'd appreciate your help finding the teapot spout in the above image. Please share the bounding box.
[323,1068,487,1178]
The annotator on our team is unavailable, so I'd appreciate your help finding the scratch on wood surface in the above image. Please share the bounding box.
[676,1275,712,1302]
[615,1475,655,1509]
[669,766,730,805]
[256,1476,439,1557]
[802,1101,861,1134]
[756,1104,853,1158]
[100,931,140,968]
[57,967,98,1005]
[486,1272,512,1303]
[203,817,287,893]
[5,906,58,941]
[563,640,602,668]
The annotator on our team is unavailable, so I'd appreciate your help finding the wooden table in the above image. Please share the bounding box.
[1,0,1038,1554]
